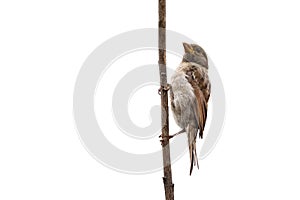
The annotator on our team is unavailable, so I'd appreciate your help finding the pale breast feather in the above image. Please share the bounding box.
[170,70,196,129]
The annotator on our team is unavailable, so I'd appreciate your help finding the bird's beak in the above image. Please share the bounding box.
[183,42,194,53]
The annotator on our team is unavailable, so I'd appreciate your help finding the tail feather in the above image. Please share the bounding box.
[187,125,199,175]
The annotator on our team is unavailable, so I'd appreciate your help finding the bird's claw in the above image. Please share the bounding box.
[159,134,174,140]
[158,84,171,95]
[159,129,185,140]
[159,135,174,144]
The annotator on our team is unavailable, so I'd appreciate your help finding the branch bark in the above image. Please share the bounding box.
[158,0,174,199]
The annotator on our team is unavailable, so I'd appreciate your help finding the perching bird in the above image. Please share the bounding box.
[169,43,211,175]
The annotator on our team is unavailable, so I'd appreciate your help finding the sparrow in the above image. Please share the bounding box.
[169,42,211,175]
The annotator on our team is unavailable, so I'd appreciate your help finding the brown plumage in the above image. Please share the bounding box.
[170,43,210,175]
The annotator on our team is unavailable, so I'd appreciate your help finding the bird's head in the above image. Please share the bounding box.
[182,42,208,68]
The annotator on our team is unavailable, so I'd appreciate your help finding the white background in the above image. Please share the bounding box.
[1,0,300,199]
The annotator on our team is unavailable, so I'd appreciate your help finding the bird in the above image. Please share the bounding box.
[169,42,211,175]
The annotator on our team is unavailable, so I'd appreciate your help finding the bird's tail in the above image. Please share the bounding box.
[187,125,199,175]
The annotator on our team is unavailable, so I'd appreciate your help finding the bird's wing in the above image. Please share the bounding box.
[186,65,210,139]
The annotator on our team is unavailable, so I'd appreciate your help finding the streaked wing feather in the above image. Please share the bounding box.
[186,65,209,139]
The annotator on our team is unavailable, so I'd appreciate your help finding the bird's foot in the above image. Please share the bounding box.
[159,129,185,140]
[158,84,171,95]
[159,135,174,143]
[159,134,175,140]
